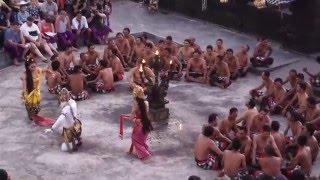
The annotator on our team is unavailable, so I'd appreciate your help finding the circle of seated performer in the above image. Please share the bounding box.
[250,37,273,67]
[68,65,89,101]
[224,48,240,81]
[160,47,182,81]
[235,44,250,77]
[303,67,320,88]
[207,55,231,88]
[194,125,223,170]
[87,60,114,93]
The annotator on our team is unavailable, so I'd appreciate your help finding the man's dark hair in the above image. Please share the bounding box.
[203,125,214,137]
[206,45,213,50]
[65,43,73,50]
[145,42,153,49]
[297,73,304,80]
[226,48,233,53]
[99,60,108,68]
[297,135,308,146]
[208,113,218,124]
[188,175,201,180]
[245,44,250,51]
[50,54,58,61]
[271,121,280,131]
[306,123,315,136]
[73,65,82,73]
[264,144,276,156]
[231,138,241,151]
[158,40,164,44]
[184,39,191,44]
[51,61,60,71]
[27,16,34,22]
[80,52,87,59]
[274,78,283,84]
[289,69,297,75]
[262,124,271,132]
[123,27,130,33]
[87,43,95,49]
[259,107,269,113]
[298,82,307,91]
[111,48,118,55]
[217,38,223,43]
[307,96,317,105]
[239,126,248,134]
[262,70,270,77]
[0,169,8,180]
[166,36,172,41]
[12,21,20,26]
[193,50,201,55]
[217,55,224,61]
[248,99,256,108]
[229,107,238,114]
[116,32,123,37]
[287,109,305,123]
[164,47,171,54]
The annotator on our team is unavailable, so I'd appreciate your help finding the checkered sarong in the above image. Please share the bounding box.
[70,91,89,101]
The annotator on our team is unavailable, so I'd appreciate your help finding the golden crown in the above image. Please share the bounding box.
[133,86,144,99]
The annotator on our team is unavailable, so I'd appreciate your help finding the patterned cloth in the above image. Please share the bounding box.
[70,90,89,101]
[195,155,219,170]
[311,77,320,87]
[266,0,295,5]
[48,84,61,94]
[94,83,114,93]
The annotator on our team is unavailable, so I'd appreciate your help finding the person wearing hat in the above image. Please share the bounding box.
[45,88,82,152]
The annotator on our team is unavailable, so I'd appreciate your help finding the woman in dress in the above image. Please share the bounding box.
[21,57,55,126]
[38,16,58,54]
[120,86,153,160]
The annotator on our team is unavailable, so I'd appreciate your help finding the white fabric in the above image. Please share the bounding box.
[71,16,89,30]
[51,99,78,133]
[266,0,295,5]
[61,142,74,151]
[20,22,40,42]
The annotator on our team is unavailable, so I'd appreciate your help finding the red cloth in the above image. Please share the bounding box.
[32,115,55,126]
[119,114,130,139]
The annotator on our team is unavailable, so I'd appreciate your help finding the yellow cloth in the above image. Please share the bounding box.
[24,68,42,105]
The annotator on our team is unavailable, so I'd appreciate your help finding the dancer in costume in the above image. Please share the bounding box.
[119,86,153,160]
[45,88,82,152]
[21,58,55,126]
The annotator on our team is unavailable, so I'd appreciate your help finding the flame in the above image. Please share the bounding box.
[220,0,228,3]
[169,60,172,65]
[139,65,143,72]
[142,59,146,64]
[155,50,159,55]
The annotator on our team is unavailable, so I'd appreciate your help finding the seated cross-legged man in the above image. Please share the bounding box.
[250,71,274,106]
[194,125,223,170]
[236,99,259,127]
[207,55,231,89]
[224,49,240,81]
[235,44,250,77]
[88,60,114,93]
[177,39,194,70]
[203,45,217,70]
[68,65,89,101]
[271,121,286,157]
[219,107,239,140]
[250,37,273,67]
[268,78,287,114]
[161,47,182,81]
[282,82,309,115]
[306,97,320,128]
[185,50,207,84]
[47,61,67,94]
[236,126,252,163]
[247,108,271,136]
[127,60,155,89]
[108,48,124,82]
[213,38,226,57]
[302,123,319,163]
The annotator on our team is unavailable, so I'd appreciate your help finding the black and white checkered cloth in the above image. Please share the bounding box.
[266,0,295,5]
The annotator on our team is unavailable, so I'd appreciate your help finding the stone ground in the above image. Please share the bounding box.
[1,0,320,180]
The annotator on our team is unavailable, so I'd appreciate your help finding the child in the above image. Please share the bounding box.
[17,5,30,24]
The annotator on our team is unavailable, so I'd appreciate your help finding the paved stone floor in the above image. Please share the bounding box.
[1,0,320,180]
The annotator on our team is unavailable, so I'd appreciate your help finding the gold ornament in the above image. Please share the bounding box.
[133,86,144,99]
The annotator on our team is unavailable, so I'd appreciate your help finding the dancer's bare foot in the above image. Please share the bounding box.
[141,156,151,163]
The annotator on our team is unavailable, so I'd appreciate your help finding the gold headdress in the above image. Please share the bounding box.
[133,85,145,99]
[59,88,70,102]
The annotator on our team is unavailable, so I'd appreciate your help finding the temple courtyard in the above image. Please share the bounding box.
[1,0,320,179]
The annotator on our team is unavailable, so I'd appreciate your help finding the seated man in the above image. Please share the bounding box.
[268,78,287,114]
[284,109,304,142]
[156,40,166,57]
[235,44,250,77]
[189,37,201,52]
[194,125,223,170]
[285,135,312,177]
[59,44,75,75]
[251,125,282,166]
[129,37,145,67]
[88,60,114,93]
[127,60,155,89]
[303,123,319,162]
[208,55,231,88]
[47,61,66,94]
[303,67,320,88]
[213,38,226,57]
[203,113,231,151]
[55,10,77,49]
[115,32,131,65]
[271,121,286,156]
[250,71,274,105]
[123,28,136,52]
[68,65,89,101]
[250,37,273,67]
[247,108,271,136]
[185,50,207,84]
[71,11,92,46]
[282,69,298,90]
[148,0,159,13]
[86,43,100,70]
[108,48,124,82]
[224,49,240,80]
[177,39,194,69]
[283,82,309,115]
[297,73,313,97]
[161,47,182,81]
[306,97,320,128]
[203,45,217,69]
[221,138,247,179]
[236,99,259,127]
[104,39,126,67]
[219,107,239,140]
[141,42,155,67]
[236,126,252,162]
[256,145,287,180]
[165,36,178,56]
[0,169,9,180]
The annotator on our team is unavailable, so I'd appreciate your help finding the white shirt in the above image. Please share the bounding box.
[71,16,89,30]
[52,99,78,132]
[20,22,40,42]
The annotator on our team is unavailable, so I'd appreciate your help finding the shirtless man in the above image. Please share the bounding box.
[194,125,223,170]
[219,107,238,140]
[283,82,308,115]
[165,36,178,56]
[88,60,114,93]
[286,135,312,176]
[161,48,182,80]
[296,73,313,97]
[59,44,75,75]
[129,37,145,67]
[207,55,231,88]
[123,28,136,50]
[224,49,240,80]
[306,97,320,127]
[303,67,320,88]
[236,99,259,127]
[141,43,155,66]
[156,40,166,57]
[236,127,252,162]
[109,49,124,82]
[47,61,66,94]
[258,145,286,180]
[247,108,271,136]
[250,71,274,104]
[185,50,207,84]
[271,121,286,156]
[86,43,100,70]
[127,60,155,89]
[251,125,282,166]
[222,138,246,179]
[235,44,250,77]
[302,123,319,162]
[284,110,304,140]
[189,37,201,52]
[203,45,217,69]
[283,69,298,90]
[177,39,194,69]
[213,39,226,57]
[115,32,131,64]
[68,65,89,101]
[104,40,126,67]
[251,37,273,67]
[269,78,287,114]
